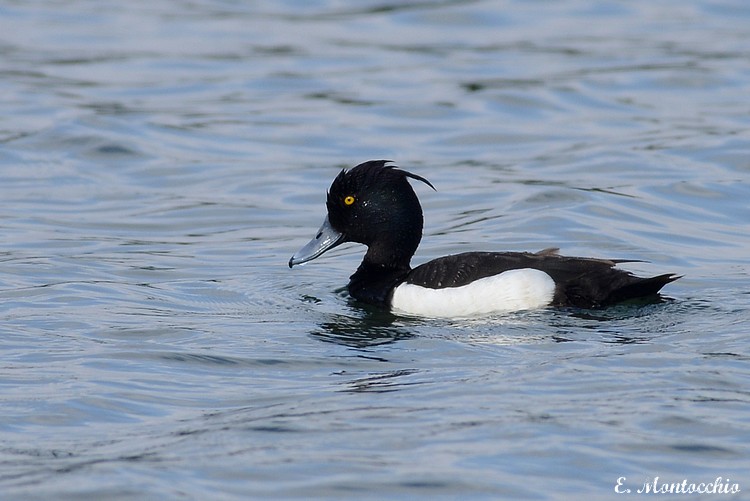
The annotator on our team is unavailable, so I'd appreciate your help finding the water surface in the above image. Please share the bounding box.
[1,1,749,499]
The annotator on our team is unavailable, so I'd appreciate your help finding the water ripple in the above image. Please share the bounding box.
[1,1,749,499]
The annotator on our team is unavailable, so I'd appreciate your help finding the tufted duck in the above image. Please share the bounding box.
[289,160,679,318]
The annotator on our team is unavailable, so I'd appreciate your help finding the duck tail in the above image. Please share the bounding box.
[608,273,681,304]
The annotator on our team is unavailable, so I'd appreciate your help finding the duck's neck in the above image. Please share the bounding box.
[347,240,417,307]
[363,237,416,269]
[348,259,411,307]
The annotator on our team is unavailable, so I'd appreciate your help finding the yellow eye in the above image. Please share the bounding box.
[343,195,355,206]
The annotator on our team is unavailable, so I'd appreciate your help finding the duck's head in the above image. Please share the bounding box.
[289,160,435,269]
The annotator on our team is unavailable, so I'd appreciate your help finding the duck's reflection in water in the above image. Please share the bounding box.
[310,303,415,349]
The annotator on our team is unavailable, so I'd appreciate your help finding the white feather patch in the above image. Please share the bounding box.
[390,268,555,318]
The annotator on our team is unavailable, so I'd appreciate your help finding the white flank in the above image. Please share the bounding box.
[390,268,555,319]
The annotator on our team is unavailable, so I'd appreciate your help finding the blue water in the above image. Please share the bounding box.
[1,1,749,499]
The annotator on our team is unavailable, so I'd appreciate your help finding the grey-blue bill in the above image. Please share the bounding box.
[288,216,344,268]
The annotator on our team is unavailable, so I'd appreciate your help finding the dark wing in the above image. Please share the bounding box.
[405,251,679,308]
[405,251,556,288]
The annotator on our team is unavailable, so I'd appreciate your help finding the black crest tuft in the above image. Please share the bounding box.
[327,160,434,208]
